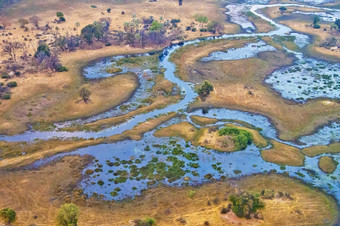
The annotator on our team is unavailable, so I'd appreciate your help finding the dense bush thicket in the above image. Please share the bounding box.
[56,203,79,226]
[197,80,213,99]
[218,127,253,150]
[229,193,264,218]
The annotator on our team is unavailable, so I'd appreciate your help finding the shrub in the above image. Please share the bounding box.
[200,28,207,32]
[197,80,213,98]
[79,87,91,103]
[191,27,197,32]
[56,65,68,72]
[0,208,16,224]
[90,5,97,8]
[150,20,163,31]
[188,190,196,199]
[137,217,156,226]
[59,16,66,22]
[6,81,17,87]
[229,193,264,218]
[56,12,64,18]
[107,8,111,13]
[3,94,11,99]
[1,73,10,79]
[34,42,51,58]
[218,127,253,150]
[56,203,79,226]
[313,24,321,29]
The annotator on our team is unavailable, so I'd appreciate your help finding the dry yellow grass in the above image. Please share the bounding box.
[0,0,240,136]
[318,156,338,174]
[262,6,340,61]
[302,143,340,157]
[261,140,305,166]
[0,158,337,226]
[0,45,160,135]
[154,121,198,141]
[190,115,218,126]
[152,74,173,94]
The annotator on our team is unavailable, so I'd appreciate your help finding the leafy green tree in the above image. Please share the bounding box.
[335,19,340,30]
[150,20,163,31]
[79,87,91,103]
[279,6,287,14]
[56,12,66,22]
[56,203,79,226]
[34,42,51,59]
[194,14,208,27]
[81,24,95,44]
[0,208,16,224]
[197,80,213,98]
[56,12,64,18]
[229,193,264,218]
[313,16,320,28]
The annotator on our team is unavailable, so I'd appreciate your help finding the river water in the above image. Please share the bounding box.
[1,2,340,202]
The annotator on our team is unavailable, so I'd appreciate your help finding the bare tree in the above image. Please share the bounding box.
[2,41,23,62]
[29,16,41,29]
[18,18,29,29]
[0,17,11,30]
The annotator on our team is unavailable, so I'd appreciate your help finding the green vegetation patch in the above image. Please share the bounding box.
[229,192,264,219]
[218,126,253,150]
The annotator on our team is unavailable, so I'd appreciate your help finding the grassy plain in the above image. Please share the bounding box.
[171,38,340,141]
[262,6,340,61]
[302,143,340,157]
[0,0,239,136]
[318,156,338,174]
[190,115,218,126]
[261,140,305,166]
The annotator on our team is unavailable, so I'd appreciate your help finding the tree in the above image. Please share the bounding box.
[18,18,28,28]
[150,20,163,31]
[79,87,91,103]
[313,16,320,29]
[2,41,23,62]
[34,42,51,60]
[229,193,264,219]
[207,21,223,34]
[0,208,16,224]
[197,80,213,98]
[0,16,11,30]
[56,12,66,22]
[56,12,64,18]
[279,6,287,14]
[335,19,340,30]
[29,16,40,29]
[75,22,80,30]
[194,14,208,27]
[56,203,79,226]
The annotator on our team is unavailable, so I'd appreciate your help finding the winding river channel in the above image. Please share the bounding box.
[1,2,340,202]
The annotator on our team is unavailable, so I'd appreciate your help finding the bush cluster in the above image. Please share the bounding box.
[218,127,253,150]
